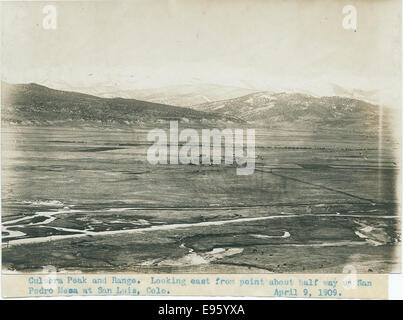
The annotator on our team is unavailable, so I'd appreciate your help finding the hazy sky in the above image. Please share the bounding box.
[1,0,401,107]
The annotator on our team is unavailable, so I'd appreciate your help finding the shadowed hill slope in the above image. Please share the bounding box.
[1,82,242,126]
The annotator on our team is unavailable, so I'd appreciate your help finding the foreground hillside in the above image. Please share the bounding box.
[1,82,240,126]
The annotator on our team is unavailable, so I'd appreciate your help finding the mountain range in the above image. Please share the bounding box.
[1,82,391,132]
[191,91,389,132]
[43,82,258,107]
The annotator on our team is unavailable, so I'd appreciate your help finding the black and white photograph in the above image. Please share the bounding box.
[0,0,401,299]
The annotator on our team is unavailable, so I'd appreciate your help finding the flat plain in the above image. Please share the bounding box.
[2,124,400,273]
